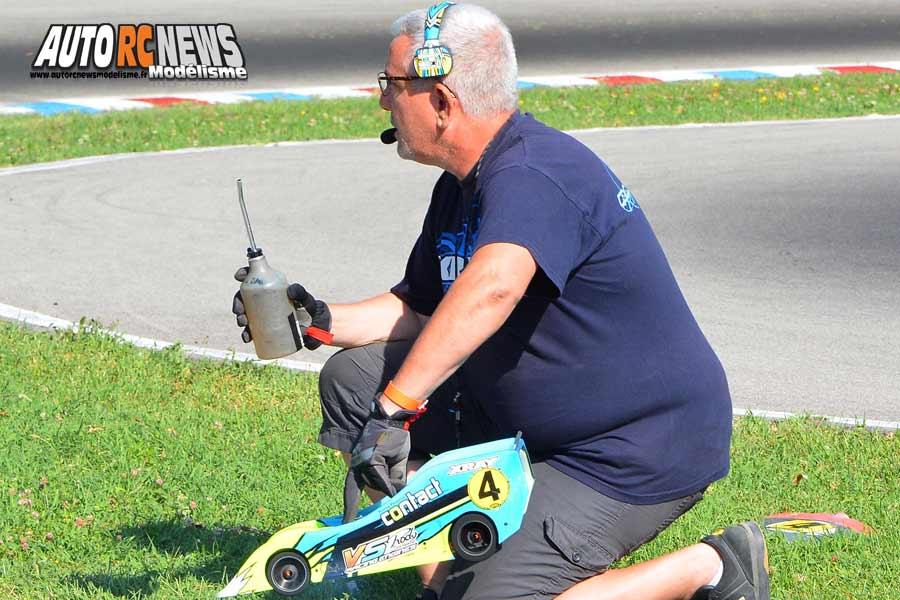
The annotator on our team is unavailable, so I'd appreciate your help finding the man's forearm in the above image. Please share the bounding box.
[328,292,425,348]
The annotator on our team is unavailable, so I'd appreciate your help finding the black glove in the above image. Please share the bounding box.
[231,267,333,349]
[342,400,417,523]
[286,283,332,350]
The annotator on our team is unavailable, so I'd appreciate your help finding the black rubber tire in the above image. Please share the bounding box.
[266,550,310,596]
[450,513,498,562]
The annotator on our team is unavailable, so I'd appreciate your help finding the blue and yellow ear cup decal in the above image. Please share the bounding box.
[414,2,454,78]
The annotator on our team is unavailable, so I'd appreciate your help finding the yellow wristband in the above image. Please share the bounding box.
[383,380,422,411]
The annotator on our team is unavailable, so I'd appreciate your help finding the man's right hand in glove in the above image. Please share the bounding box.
[231,267,333,349]
[342,398,419,523]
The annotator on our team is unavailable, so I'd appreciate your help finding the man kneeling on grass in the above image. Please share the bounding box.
[233,3,771,599]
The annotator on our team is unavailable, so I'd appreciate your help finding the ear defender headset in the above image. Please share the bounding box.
[381,2,455,145]
[414,2,455,78]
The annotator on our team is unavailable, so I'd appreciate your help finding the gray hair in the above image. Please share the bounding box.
[390,4,519,119]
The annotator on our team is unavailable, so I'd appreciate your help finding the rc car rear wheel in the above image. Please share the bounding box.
[266,550,310,596]
[450,513,498,562]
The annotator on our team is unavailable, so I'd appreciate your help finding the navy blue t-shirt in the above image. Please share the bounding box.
[391,112,731,504]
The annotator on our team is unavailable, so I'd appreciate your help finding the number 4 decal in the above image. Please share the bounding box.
[467,468,510,510]
[479,470,501,501]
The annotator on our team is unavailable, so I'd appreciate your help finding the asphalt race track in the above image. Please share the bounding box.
[2,116,898,422]
[3,0,898,101]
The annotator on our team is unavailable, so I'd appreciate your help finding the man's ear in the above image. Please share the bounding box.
[433,82,456,129]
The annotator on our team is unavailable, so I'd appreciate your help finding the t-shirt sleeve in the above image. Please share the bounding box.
[475,166,596,295]
[390,216,443,317]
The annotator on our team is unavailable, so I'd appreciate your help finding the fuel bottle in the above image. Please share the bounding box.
[235,179,306,359]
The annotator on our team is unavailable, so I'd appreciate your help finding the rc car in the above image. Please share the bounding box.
[217,435,534,597]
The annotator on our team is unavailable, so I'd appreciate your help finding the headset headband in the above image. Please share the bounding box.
[414,2,454,78]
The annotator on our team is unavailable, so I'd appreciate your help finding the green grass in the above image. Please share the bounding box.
[1,321,898,599]
[2,72,898,167]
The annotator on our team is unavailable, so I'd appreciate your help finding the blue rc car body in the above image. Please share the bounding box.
[218,436,535,597]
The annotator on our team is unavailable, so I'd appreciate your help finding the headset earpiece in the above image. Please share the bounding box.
[414,2,454,78]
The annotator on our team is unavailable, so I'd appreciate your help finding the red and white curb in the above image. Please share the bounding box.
[2,301,897,430]
[3,61,898,117]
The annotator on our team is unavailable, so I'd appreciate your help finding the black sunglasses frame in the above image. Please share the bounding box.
[377,71,458,99]
[377,71,419,95]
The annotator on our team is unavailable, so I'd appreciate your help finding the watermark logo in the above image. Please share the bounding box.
[31,24,247,81]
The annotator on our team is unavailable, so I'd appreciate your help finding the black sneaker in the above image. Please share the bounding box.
[414,587,440,600]
[691,521,770,600]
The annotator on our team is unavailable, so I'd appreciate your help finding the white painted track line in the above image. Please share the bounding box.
[3,301,897,430]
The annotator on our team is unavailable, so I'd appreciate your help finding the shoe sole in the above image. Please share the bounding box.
[740,521,771,600]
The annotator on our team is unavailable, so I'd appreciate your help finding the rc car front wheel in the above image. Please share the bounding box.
[450,513,498,562]
[266,550,310,596]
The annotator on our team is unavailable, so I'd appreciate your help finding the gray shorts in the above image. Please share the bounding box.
[317,341,705,600]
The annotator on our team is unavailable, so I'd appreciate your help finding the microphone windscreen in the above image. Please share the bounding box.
[380,128,397,144]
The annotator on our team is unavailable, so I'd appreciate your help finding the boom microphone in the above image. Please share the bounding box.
[380,128,397,144]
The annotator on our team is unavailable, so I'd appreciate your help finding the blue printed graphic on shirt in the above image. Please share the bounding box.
[436,207,480,292]
[602,162,640,213]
